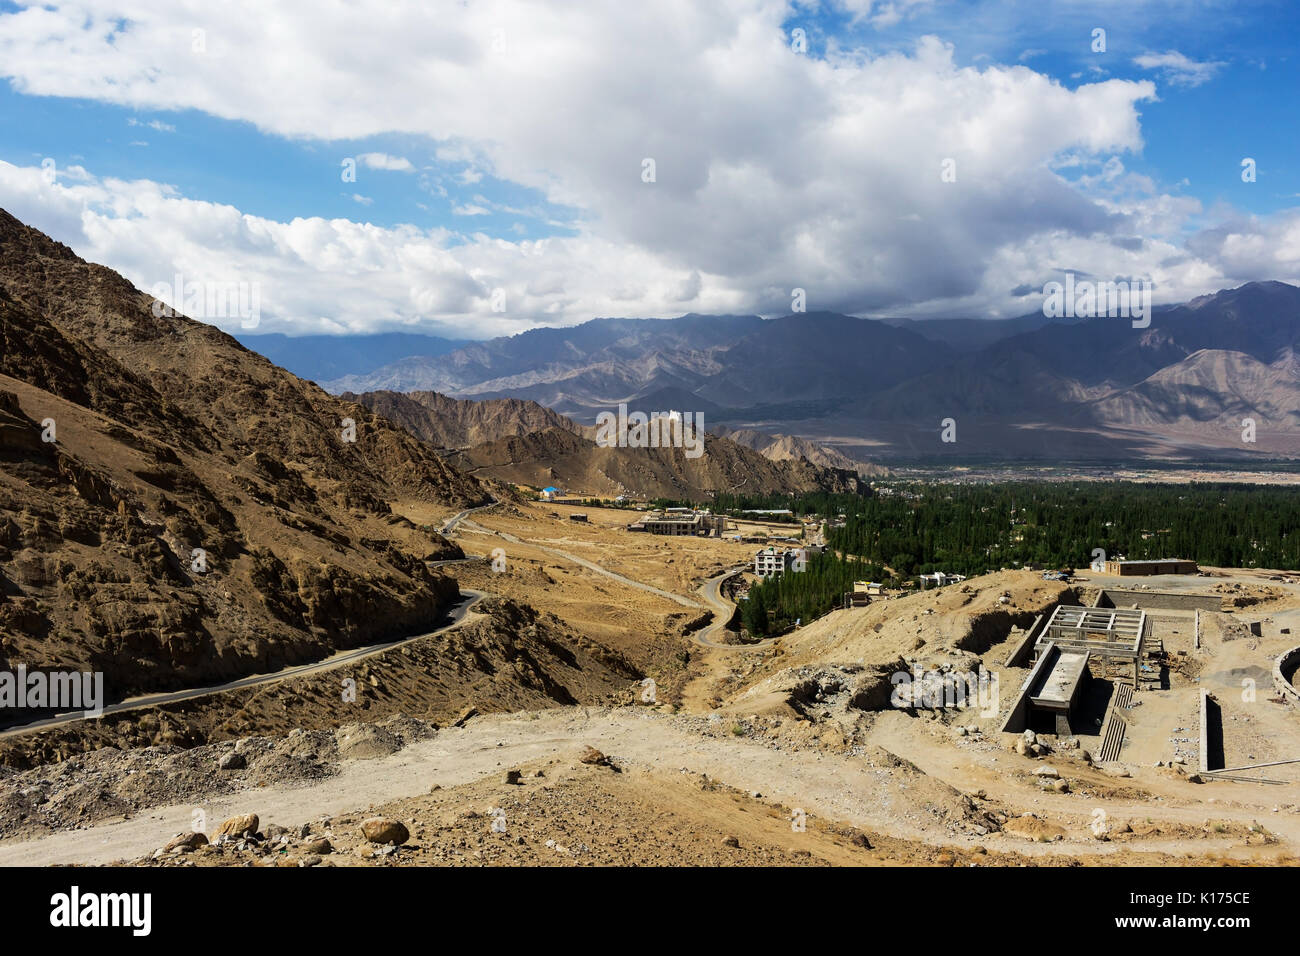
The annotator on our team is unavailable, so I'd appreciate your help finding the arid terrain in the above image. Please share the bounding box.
[0,210,1298,871]
[2,491,1298,868]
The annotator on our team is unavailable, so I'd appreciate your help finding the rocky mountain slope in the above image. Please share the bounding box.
[1082,349,1300,429]
[709,426,889,476]
[0,208,491,713]
[234,332,467,386]
[446,426,866,499]
[341,389,585,449]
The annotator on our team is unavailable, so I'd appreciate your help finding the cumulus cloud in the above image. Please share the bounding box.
[0,0,1293,336]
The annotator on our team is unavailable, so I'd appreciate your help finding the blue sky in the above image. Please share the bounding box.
[0,0,1295,337]
[0,86,580,242]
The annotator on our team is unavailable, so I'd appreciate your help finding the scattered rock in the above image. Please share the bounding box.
[218,751,246,771]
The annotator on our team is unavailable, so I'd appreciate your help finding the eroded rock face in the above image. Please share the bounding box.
[0,210,486,713]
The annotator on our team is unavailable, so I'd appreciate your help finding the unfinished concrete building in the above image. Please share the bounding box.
[1037,605,1147,687]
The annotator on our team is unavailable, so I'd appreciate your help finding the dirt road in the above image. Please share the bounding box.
[2,704,1285,867]
[0,707,943,865]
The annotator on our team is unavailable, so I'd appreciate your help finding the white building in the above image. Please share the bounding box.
[919,571,966,589]
[754,547,806,577]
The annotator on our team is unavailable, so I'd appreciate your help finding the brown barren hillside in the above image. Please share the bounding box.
[341,389,585,449]
[0,208,490,706]
[710,425,889,476]
[447,425,867,498]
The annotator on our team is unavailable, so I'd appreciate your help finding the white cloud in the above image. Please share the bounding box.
[128,117,176,132]
[1133,50,1226,88]
[357,152,415,172]
[0,1,1293,336]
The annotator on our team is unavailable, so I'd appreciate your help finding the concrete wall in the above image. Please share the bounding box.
[1273,646,1300,709]
[1097,589,1221,612]
[1000,642,1058,735]
[1004,614,1044,668]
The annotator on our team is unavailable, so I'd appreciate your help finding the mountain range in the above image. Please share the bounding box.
[319,283,1300,460]
[341,389,870,498]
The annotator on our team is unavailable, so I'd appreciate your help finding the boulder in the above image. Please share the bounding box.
[304,837,333,854]
[218,751,246,770]
[163,831,209,852]
[215,813,259,838]
[360,817,409,845]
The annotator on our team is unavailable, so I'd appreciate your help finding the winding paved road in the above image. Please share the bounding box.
[0,590,487,739]
[692,566,784,649]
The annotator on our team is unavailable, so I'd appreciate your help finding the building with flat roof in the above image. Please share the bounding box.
[919,571,966,589]
[755,546,804,577]
[1103,558,1198,576]
[628,511,726,536]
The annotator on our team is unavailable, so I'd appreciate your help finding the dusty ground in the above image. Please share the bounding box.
[4,501,1300,867]
[1,707,1292,868]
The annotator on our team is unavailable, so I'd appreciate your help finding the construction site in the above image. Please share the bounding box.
[997,573,1300,784]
